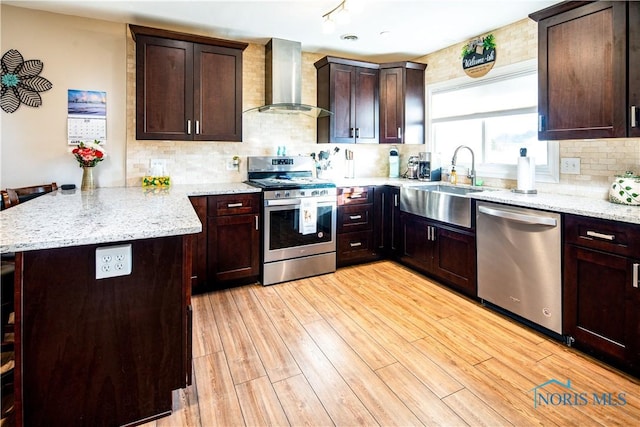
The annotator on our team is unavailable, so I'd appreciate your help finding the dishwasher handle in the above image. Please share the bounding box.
[478,205,557,227]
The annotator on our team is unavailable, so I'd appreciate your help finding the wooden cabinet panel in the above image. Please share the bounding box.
[208,214,260,282]
[380,67,403,143]
[433,227,476,297]
[379,63,426,144]
[338,204,372,233]
[400,213,432,271]
[337,231,376,264]
[315,57,379,144]
[532,1,630,139]
[131,25,246,142]
[629,1,640,137]
[337,186,373,205]
[336,186,379,266]
[400,212,477,298]
[135,36,193,140]
[17,237,189,426]
[206,193,261,286]
[189,196,208,293]
[563,214,640,375]
[209,193,260,216]
[194,44,243,141]
[354,67,380,143]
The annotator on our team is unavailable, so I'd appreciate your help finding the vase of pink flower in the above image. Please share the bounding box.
[72,140,106,191]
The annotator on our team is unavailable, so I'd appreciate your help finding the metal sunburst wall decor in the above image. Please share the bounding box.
[1,49,53,113]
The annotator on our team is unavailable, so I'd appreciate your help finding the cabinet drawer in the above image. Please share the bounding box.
[208,193,260,216]
[338,204,372,232]
[564,214,640,257]
[337,231,376,263]
[338,186,373,205]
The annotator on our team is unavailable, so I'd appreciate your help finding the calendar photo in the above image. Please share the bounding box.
[67,89,107,145]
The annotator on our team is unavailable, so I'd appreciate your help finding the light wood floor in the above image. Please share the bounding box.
[143,261,640,426]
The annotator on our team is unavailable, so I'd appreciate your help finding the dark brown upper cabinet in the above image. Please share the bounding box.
[315,56,379,144]
[130,25,247,141]
[530,1,639,140]
[379,62,427,144]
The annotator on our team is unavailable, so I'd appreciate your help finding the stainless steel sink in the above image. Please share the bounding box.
[400,184,483,228]
[425,185,484,195]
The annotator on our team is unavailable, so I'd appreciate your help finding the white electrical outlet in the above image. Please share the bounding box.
[96,244,132,279]
[560,157,581,175]
[149,159,167,175]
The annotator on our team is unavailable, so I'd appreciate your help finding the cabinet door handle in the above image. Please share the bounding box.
[187,119,192,135]
[355,128,360,138]
[349,215,362,220]
[586,230,615,241]
[227,202,243,208]
[398,127,402,140]
[349,128,354,138]
[255,215,259,231]
[394,193,398,207]
[380,193,385,244]
[633,263,639,288]
[348,194,363,199]
[632,106,638,128]
[538,115,544,132]
[195,120,200,135]
[350,242,362,248]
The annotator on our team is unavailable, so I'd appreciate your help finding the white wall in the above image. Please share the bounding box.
[0,5,126,189]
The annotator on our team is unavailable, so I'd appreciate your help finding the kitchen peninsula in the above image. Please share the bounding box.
[0,187,209,426]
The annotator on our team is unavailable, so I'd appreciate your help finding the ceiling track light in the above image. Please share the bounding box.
[322,0,365,34]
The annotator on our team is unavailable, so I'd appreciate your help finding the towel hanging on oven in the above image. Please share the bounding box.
[299,198,317,235]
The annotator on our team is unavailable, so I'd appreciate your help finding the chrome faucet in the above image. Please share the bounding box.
[451,145,476,186]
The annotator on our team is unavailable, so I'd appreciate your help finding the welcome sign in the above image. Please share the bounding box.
[461,34,496,78]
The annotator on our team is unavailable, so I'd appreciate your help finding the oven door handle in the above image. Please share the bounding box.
[265,197,337,207]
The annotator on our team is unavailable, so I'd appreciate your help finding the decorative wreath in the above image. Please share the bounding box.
[1,49,53,113]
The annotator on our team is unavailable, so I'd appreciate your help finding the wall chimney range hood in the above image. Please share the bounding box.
[244,38,331,118]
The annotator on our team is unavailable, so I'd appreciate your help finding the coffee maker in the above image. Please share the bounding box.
[407,156,420,179]
[418,152,441,181]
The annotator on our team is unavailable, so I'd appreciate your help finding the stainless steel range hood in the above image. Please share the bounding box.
[244,38,331,118]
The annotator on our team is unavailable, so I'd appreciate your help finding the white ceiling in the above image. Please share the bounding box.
[5,0,560,62]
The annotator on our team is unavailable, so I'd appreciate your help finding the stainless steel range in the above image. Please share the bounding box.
[247,156,337,285]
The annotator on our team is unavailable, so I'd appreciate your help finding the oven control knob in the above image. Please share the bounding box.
[275,192,281,198]
[284,191,290,198]
[320,189,328,195]
[312,190,319,196]
[300,191,306,196]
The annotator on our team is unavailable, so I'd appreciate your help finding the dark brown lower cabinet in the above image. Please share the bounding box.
[336,186,380,267]
[207,193,260,286]
[563,214,640,375]
[400,212,476,298]
[208,214,259,282]
[15,235,191,426]
[189,193,261,292]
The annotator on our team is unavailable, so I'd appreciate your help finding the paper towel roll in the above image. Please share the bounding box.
[517,156,536,192]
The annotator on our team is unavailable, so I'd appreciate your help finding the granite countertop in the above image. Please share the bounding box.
[3,179,638,253]
[0,183,260,254]
[335,178,640,225]
[469,189,640,225]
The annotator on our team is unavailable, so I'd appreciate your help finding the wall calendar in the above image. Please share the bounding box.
[67,89,107,145]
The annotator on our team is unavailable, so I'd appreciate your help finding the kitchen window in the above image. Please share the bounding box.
[428,60,559,182]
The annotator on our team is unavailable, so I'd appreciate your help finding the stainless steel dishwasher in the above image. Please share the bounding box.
[476,201,562,335]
